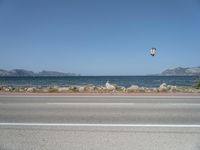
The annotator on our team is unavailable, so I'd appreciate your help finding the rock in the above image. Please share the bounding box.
[78,86,85,92]
[116,86,126,92]
[138,87,145,93]
[105,81,116,91]
[69,86,79,92]
[168,85,177,92]
[4,87,14,92]
[102,86,108,92]
[160,83,167,87]
[48,86,59,93]
[127,85,139,92]
[187,88,194,93]
[19,88,24,92]
[98,86,106,92]
[26,87,36,92]
[159,83,168,92]
[145,88,153,93]
[153,88,159,93]
[3,87,10,92]
[46,86,59,92]
[41,88,49,93]
[58,87,70,92]
[87,86,96,92]
[14,88,24,92]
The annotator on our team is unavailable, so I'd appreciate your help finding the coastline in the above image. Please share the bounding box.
[0,82,200,96]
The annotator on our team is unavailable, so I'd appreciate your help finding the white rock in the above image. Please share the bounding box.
[127,85,139,92]
[42,88,49,93]
[78,86,85,92]
[159,83,168,92]
[19,88,24,92]
[169,85,177,92]
[58,87,70,92]
[146,88,152,93]
[153,88,158,92]
[3,87,10,92]
[26,87,35,92]
[105,81,116,90]
[160,83,167,88]
[139,87,145,92]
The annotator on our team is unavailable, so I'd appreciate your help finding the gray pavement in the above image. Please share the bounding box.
[0,96,200,150]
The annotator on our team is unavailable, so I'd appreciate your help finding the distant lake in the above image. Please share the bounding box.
[0,76,199,87]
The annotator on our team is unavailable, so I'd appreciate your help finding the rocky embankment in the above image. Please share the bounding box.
[0,82,199,93]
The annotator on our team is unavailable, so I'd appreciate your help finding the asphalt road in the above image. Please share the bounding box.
[0,96,200,150]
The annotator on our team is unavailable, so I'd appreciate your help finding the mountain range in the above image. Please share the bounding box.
[0,69,78,77]
[161,66,200,76]
[0,67,200,76]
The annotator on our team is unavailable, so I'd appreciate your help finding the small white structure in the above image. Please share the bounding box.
[150,48,156,56]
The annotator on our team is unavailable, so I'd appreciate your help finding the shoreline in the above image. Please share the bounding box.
[1,82,200,95]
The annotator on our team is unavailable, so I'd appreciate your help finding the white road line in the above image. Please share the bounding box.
[0,123,200,128]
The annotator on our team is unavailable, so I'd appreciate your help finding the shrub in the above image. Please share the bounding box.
[193,79,200,89]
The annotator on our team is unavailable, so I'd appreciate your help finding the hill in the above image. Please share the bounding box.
[161,67,200,76]
[0,69,78,77]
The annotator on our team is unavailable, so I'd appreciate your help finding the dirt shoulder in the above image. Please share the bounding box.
[0,92,200,96]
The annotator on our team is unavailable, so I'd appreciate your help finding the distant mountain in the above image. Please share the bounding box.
[0,69,78,77]
[161,66,200,76]
[37,70,77,76]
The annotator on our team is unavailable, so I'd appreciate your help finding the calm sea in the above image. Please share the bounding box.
[0,76,199,88]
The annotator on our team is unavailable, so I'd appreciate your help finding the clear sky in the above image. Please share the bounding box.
[0,0,200,75]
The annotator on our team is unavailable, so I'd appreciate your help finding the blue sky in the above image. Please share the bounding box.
[0,0,200,75]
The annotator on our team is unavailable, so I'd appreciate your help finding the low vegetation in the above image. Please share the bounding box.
[193,79,200,89]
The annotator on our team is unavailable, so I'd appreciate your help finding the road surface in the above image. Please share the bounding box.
[0,96,200,150]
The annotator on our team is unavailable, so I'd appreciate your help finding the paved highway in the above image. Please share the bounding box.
[0,96,200,150]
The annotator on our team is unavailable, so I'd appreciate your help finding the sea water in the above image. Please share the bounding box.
[0,76,198,88]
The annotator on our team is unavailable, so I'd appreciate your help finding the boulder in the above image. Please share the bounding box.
[168,85,177,92]
[78,86,85,92]
[145,88,153,93]
[159,83,168,92]
[127,85,139,92]
[26,87,36,92]
[48,86,59,92]
[138,87,146,93]
[153,88,159,93]
[3,87,10,92]
[105,81,116,90]
[69,86,79,92]
[14,88,24,92]
[98,86,106,92]
[41,88,49,93]
[116,86,126,92]
[58,87,70,92]
[19,88,25,92]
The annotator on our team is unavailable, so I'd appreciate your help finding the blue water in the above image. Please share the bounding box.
[0,76,198,88]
